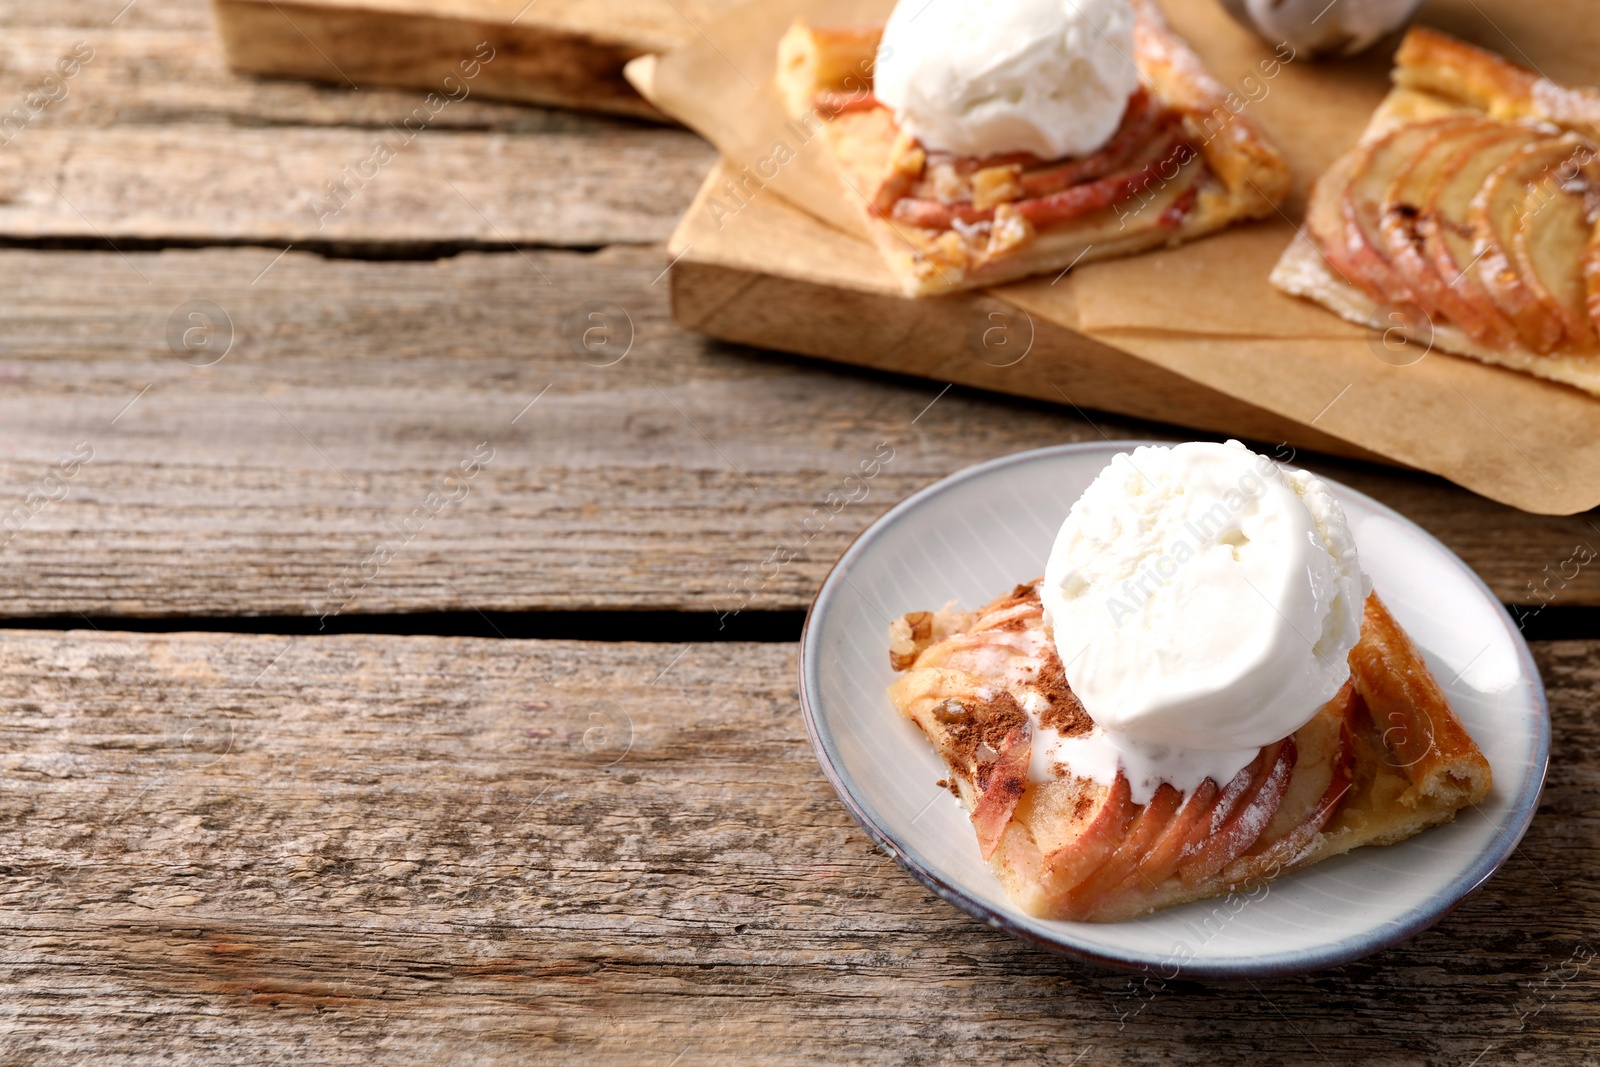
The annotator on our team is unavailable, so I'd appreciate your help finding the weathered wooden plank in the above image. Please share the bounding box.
[0,244,1593,618]
[0,0,210,30]
[0,124,713,247]
[0,629,1593,1063]
[0,10,715,248]
[0,7,710,248]
[0,28,645,133]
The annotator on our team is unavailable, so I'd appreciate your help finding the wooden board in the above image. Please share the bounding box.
[1,244,1597,619]
[211,0,743,120]
[0,627,1596,1062]
[669,164,1384,465]
[639,0,1600,516]
[667,158,1600,516]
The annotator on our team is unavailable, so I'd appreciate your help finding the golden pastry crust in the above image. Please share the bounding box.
[775,0,1291,297]
[1270,27,1600,395]
[1332,593,1494,841]
[1127,0,1292,211]
[1394,27,1600,142]
[887,583,1492,922]
[1273,234,1600,396]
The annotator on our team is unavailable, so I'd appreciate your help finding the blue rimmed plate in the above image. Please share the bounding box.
[799,442,1548,977]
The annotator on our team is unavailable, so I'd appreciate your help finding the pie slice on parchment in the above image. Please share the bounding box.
[1271,27,1600,397]
[887,580,1491,922]
[775,0,1291,297]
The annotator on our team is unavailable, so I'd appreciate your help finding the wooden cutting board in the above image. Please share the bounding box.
[632,0,1600,514]
[211,0,742,119]
[667,163,1386,464]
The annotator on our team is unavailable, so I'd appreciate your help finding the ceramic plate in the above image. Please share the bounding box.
[799,442,1549,977]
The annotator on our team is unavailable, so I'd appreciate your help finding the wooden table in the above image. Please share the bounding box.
[3,1,1598,1062]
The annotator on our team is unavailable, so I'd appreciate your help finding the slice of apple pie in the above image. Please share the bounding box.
[887,580,1492,922]
[1272,27,1600,395]
[775,0,1290,296]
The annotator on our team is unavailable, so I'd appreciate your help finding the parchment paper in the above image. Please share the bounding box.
[636,0,1600,514]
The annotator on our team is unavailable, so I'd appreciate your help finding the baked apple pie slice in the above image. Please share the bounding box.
[1273,27,1600,395]
[776,0,1290,296]
[888,582,1492,922]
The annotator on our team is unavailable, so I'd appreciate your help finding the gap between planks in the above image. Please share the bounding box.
[0,607,1596,643]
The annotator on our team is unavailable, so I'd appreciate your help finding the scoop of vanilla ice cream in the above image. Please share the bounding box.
[1041,441,1370,752]
[872,0,1140,160]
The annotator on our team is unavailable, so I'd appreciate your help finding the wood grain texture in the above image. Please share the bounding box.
[0,0,210,30]
[0,628,1592,1064]
[1,2,1592,1063]
[671,204,1387,464]
[0,27,647,132]
[210,0,736,120]
[0,244,1595,619]
[0,124,713,247]
[0,2,713,248]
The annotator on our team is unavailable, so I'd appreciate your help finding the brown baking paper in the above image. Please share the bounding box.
[635,0,1600,514]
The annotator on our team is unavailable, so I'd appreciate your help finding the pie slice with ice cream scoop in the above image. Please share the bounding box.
[775,0,1291,296]
[887,442,1491,922]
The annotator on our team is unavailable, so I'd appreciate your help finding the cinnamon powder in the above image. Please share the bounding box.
[1035,645,1093,737]
[946,690,1028,773]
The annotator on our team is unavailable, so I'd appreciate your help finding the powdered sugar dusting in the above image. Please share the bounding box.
[1230,779,1277,839]
[1530,79,1600,134]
